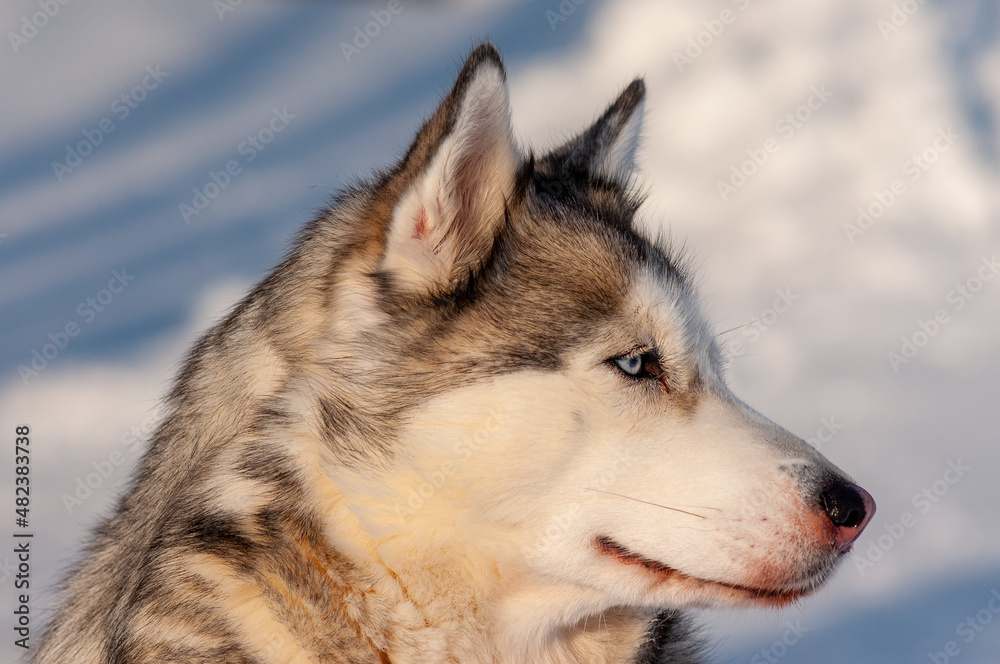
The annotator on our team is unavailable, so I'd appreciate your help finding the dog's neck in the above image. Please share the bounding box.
[342,541,654,664]
[299,452,654,664]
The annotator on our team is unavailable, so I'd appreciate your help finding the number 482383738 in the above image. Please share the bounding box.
[15,425,30,528]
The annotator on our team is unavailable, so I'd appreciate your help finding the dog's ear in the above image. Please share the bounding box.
[541,79,645,185]
[381,43,519,296]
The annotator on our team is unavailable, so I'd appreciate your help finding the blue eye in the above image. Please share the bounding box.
[611,350,665,385]
[614,354,644,376]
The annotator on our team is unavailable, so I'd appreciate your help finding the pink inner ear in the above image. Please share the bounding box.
[411,206,429,241]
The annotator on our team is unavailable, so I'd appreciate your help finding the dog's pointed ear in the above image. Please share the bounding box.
[542,78,645,185]
[381,43,519,295]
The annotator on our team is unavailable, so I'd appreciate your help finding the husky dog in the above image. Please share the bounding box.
[35,44,874,664]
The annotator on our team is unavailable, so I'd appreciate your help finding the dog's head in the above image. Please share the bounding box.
[315,43,874,617]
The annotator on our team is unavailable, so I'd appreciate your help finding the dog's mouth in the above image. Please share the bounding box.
[594,536,815,608]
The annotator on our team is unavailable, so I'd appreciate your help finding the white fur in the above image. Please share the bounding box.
[222,247,836,663]
[283,266,842,662]
[596,99,644,182]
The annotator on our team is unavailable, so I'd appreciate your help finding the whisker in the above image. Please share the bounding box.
[715,320,758,338]
[583,488,709,519]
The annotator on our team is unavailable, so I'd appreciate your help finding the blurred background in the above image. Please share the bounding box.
[1,1,999,662]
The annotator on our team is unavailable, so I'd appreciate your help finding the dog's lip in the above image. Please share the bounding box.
[594,536,811,607]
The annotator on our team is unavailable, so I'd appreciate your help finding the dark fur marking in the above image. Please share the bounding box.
[236,445,299,487]
[317,396,401,463]
[104,564,247,664]
[180,512,260,564]
[633,611,705,664]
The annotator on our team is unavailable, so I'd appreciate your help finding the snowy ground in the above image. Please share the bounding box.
[2,1,999,662]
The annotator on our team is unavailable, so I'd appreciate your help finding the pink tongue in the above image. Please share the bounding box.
[834,484,876,553]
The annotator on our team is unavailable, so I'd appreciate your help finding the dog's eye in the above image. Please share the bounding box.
[615,354,644,376]
[612,351,662,381]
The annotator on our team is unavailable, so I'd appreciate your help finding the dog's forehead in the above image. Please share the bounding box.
[479,208,722,387]
[504,199,705,341]
[631,266,711,350]
[504,201,639,304]
[417,191,722,379]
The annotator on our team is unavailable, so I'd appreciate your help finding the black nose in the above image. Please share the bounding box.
[819,481,869,528]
